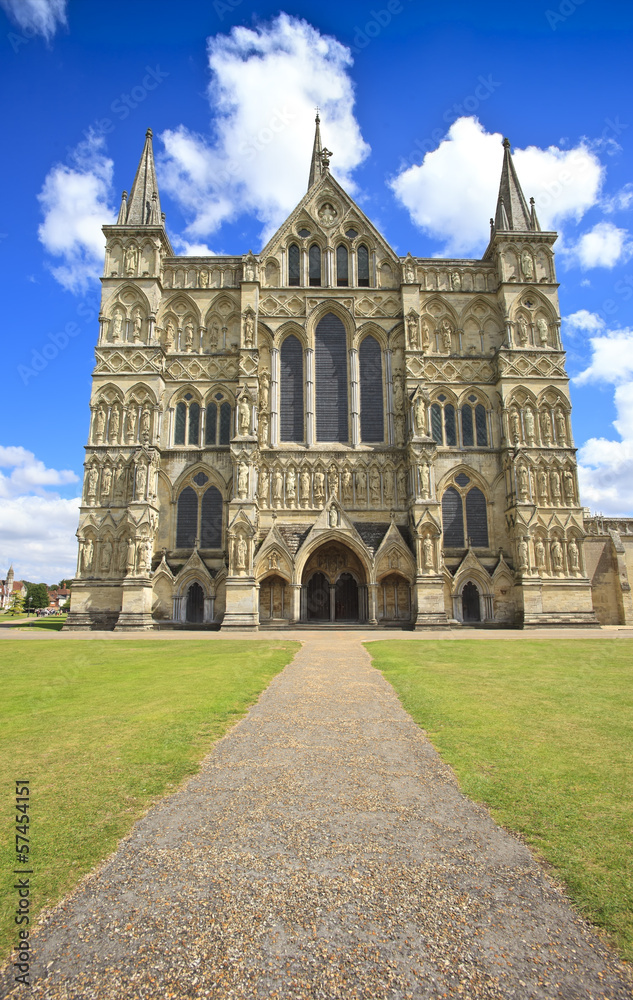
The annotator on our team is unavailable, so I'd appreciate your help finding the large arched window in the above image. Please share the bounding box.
[174,394,200,446]
[176,480,224,550]
[315,313,348,442]
[200,485,223,548]
[359,335,384,442]
[176,486,198,547]
[442,487,464,547]
[205,394,232,446]
[309,244,321,287]
[288,243,300,286]
[188,403,200,445]
[430,396,457,447]
[461,395,488,447]
[280,334,304,442]
[357,244,370,287]
[175,401,186,445]
[442,475,489,548]
[336,245,349,287]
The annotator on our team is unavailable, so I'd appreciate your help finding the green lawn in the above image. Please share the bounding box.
[0,639,299,959]
[368,639,633,960]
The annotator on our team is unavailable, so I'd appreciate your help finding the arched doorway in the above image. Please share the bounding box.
[186,582,204,623]
[306,572,329,620]
[335,573,359,620]
[462,581,481,622]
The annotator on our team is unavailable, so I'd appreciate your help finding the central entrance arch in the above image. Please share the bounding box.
[300,541,368,622]
[335,573,359,620]
[186,582,204,623]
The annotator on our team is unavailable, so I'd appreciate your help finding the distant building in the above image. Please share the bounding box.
[0,566,27,609]
[65,121,633,630]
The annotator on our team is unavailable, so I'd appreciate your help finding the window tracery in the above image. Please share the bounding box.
[442,474,489,548]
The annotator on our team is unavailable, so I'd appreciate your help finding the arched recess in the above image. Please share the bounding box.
[314,312,349,443]
[280,333,304,442]
[299,539,369,622]
[359,334,384,443]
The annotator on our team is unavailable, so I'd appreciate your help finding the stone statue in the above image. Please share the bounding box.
[272,468,284,508]
[555,409,567,446]
[244,257,256,282]
[237,461,249,499]
[518,537,529,572]
[341,467,352,504]
[184,322,194,352]
[521,251,534,280]
[86,466,99,504]
[510,409,521,445]
[114,466,127,503]
[199,269,209,288]
[259,370,270,411]
[82,538,94,573]
[209,323,219,351]
[132,309,143,343]
[327,465,338,499]
[314,470,325,506]
[238,395,251,436]
[125,405,138,444]
[355,471,366,504]
[397,468,407,502]
[111,312,123,342]
[538,470,549,502]
[517,316,529,346]
[383,471,394,504]
[300,468,311,508]
[140,409,151,443]
[407,313,419,350]
[540,409,552,445]
[568,538,580,573]
[124,245,139,275]
[535,537,546,572]
[109,407,120,443]
[101,539,112,572]
[423,535,434,570]
[135,463,147,500]
[518,465,529,500]
[259,411,269,447]
[550,469,561,505]
[440,319,452,353]
[126,537,136,575]
[268,552,279,570]
[451,271,461,291]
[404,259,416,283]
[164,320,175,351]
[563,470,575,504]
[243,312,255,348]
[523,407,535,445]
[393,377,404,414]
[537,317,549,347]
[286,467,296,506]
[94,407,106,443]
[101,467,113,499]
[369,467,381,505]
[328,507,338,528]
[418,463,430,498]
[258,466,269,505]
[420,320,431,351]
[137,539,149,574]
[236,535,247,571]
[395,414,405,447]
[413,395,426,436]
[551,538,564,572]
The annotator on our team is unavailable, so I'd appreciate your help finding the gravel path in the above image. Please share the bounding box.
[3,635,631,999]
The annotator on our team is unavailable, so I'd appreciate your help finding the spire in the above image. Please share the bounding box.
[124,127,163,226]
[308,111,323,189]
[529,196,541,232]
[116,190,128,224]
[493,137,533,232]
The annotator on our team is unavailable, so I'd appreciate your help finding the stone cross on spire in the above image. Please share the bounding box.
[308,112,325,189]
[118,127,163,226]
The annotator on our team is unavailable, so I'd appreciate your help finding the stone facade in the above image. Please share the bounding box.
[65,123,633,630]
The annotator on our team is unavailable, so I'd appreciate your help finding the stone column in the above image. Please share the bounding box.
[306,347,315,447]
[350,348,360,447]
[385,348,394,445]
[368,583,378,625]
[329,584,336,622]
[290,583,301,623]
[270,347,280,447]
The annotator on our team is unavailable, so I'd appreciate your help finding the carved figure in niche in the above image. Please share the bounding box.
[355,470,367,504]
[243,257,256,281]
[319,203,337,226]
[125,405,138,444]
[420,320,431,351]
[395,413,405,447]
[209,323,219,351]
[135,462,147,500]
[397,468,408,502]
[407,313,419,350]
[404,259,416,283]
[237,461,249,500]
[111,311,123,342]
[451,271,461,291]
[300,468,311,508]
[243,312,255,348]
[413,395,427,436]
[259,374,270,415]
[383,471,394,504]
[537,317,549,347]
[327,465,338,499]
[94,407,106,443]
[518,465,529,500]
[423,535,435,570]
[126,537,136,575]
[124,245,139,275]
[555,409,567,446]
[550,468,561,505]
[140,408,151,443]
[551,538,564,572]
[568,538,580,573]
[440,319,453,353]
[328,507,338,528]
[82,538,94,573]
[563,470,575,504]
[509,409,521,445]
[259,411,269,447]
[268,552,279,570]
[523,407,535,445]
[237,395,251,436]
[137,539,150,574]
[418,463,430,499]
[199,270,209,288]
[184,322,194,353]
[109,406,120,443]
[313,470,325,507]
[521,251,534,280]
[518,537,529,572]
[341,467,352,504]
[537,469,549,503]
[369,467,381,505]
[272,468,284,508]
[164,320,175,351]
[101,467,113,500]
[540,409,552,445]
[389,551,400,569]
[101,539,112,572]
[132,309,143,343]
[236,535,247,572]
[86,466,99,504]
[114,466,127,503]
[535,537,546,572]
[286,467,296,507]
[258,466,269,505]
[517,316,529,346]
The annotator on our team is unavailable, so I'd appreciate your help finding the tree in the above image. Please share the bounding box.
[8,592,25,616]
[25,583,49,610]
[57,579,73,590]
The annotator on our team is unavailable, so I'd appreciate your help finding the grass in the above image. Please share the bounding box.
[367,639,633,961]
[0,639,299,960]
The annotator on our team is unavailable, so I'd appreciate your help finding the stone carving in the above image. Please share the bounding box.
[451,271,461,291]
[550,468,561,505]
[407,312,419,350]
[300,468,311,508]
[313,469,325,507]
[563,470,575,504]
[537,317,549,347]
[509,409,521,445]
[109,406,120,443]
[540,409,552,446]
[132,309,143,344]
[184,322,194,352]
[236,534,247,572]
[383,471,394,505]
[397,467,407,503]
[125,405,138,444]
[137,538,151,574]
[538,469,549,504]
[423,535,434,570]
[369,467,381,505]
[341,467,353,505]
[126,537,136,575]
[272,468,284,508]
[209,323,219,351]
[243,256,257,282]
[237,395,251,436]
[440,319,453,354]
[81,538,94,573]
[111,311,123,342]
[135,462,147,500]
[318,203,337,225]
[535,537,546,572]
[518,537,529,572]
[237,461,249,500]
[259,411,269,447]
[420,320,431,351]
[404,258,416,283]
[114,466,127,503]
[243,312,255,348]
[258,466,269,506]
[327,465,338,500]
[523,407,535,445]
[86,466,99,505]
[551,538,564,572]
[555,409,567,446]
[518,465,529,500]
[355,470,366,505]
[268,552,279,570]
[140,408,151,443]
[164,320,175,351]
[101,539,112,572]
[413,395,427,436]
[568,538,580,573]
[259,370,270,411]
[418,462,430,499]
[328,507,339,528]
[521,251,534,280]
[286,467,297,507]
[101,467,113,500]
[124,245,138,275]
[517,316,529,346]
[94,407,106,443]
[199,269,208,288]
[395,413,405,447]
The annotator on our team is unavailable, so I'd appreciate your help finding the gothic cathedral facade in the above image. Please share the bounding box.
[65,120,633,630]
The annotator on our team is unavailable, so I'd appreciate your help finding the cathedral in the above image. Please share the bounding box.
[65,119,633,630]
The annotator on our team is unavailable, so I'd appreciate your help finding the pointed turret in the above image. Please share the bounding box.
[123,127,163,226]
[493,137,534,232]
[116,190,128,224]
[308,112,323,189]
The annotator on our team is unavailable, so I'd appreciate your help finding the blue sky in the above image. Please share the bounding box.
[1,0,632,582]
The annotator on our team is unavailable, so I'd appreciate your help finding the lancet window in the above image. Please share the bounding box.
[461,395,488,447]
[280,335,304,442]
[205,394,232,446]
[309,244,322,287]
[359,335,384,443]
[336,245,349,287]
[176,480,223,550]
[357,244,370,287]
[442,473,489,548]
[174,394,201,446]
[315,313,348,443]
[288,244,301,286]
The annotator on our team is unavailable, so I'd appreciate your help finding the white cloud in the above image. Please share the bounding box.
[38,133,116,293]
[601,183,633,214]
[0,446,80,582]
[159,13,369,242]
[565,221,632,270]
[0,0,67,41]
[390,117,603,256]
[574,328,633,514]
[564,309,606,336]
